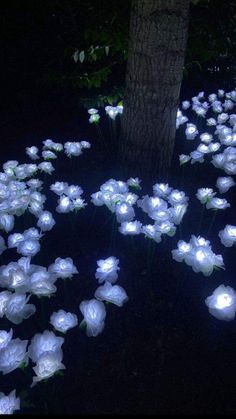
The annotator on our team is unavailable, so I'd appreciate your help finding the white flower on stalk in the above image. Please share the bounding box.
[217,113,229,124]
[29,269,57,297]
[32,351,65,386]
[88,108,98,115]
[196,188,216,204]
[48,257,78,279]
[72,198,87,211]
[205,285,236,321]
[200,133,213,144]
[190,150,204,164]
[56,195,73,213]
[38,162,55,174]
[26,146,40,161]
[185,245,224,277]
[216,176,235,194]
[79,299,106,337]
[50,181,68,196]
[0,390,20,414]
[37,211,55,232]
[27,178,43,190]
[153,183,172,198]
[182,100,190,110]
[50,310,78,333]
[0,338,28,374]
[149,209,170,224]
[171,240,192,262]
[206,197,230,210]
[66,185,83,199]
[119,220,142,235]
[42,150,57,160]
[80,141,91,149]
[142,224,162,243]
[155,220,176,236]
[185,123,198,140]
[169,203,188,225]
[127,177,141,189]
[94,282,128,307]
[168,190,188,206]
[218,225,236,247]
[105,106,119,120]
[95,256,120,284]
[89,114,100,124]
[179,154,190,165]
[28,330,64,363]
[206,117,217,126]
[17,239,40,258]
[5,293,36,324]
[64,142,82,157]
[115,202,135,223]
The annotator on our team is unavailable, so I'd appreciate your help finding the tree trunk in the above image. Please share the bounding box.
[121,0,190,178]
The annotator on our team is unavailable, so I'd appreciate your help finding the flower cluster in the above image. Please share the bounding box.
[50,182,87,213]
[172,235,224,276]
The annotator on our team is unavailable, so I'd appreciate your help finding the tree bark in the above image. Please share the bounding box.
[121,0,190,178]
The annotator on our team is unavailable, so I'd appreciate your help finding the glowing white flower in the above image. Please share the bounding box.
[171,240,192,262]
[200,133,213,144]
[48,257,78,279]
[89,114,100,124]
[189,235,210,247]
[42,150,57,160]
[208,142,220,153]
[50,181,68,196]
[137,195,167,214]
[27,178,43,190]
[80,140,91,149]
[95,282,128,307]
[64,142,82,157]
[0,338,28,374]
[127,177,141,189]
[115,202,135,223]
[26,146,39,161]
[219,225,236,247]
[149,209,170,224]
[105,106,119,120]
[66,185,83,199]
[169,203,188,225]
[0,329,13,350]
[190,150,204,164]
[28,330,64,363]
[50,310,78,333]
[0,390,20,414]
[182,100,190,110]
[91,191,104,206]
[95,256,120,284]
[212,100,223,113]
[5,293,36,324]
[206,118,217,126]
[206,197,230,210]
[30,269,57,297]
[153,183,172,198]
[205,285,236,321]
[38,162,55,174]
[32,351,65,386]
[119,220,142,235]
[37,211,55,232]
[216,176,235,194]
[142,224,162,243]
[185,123,198,140]
[179,154,190,165]
[17,239,40,257]
[79,299,106,337]
[0,214,14,233]
[56,195,73,213]
[196,188,216,204]
[7,233,24,249]
[218,89,225,97]
[168,190,188,206]
[155,220,176,236]
[197,144,210,154]
[73,197,87,211]
[185,246,224,277]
